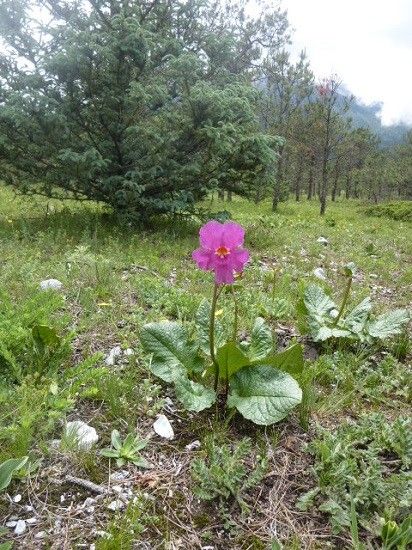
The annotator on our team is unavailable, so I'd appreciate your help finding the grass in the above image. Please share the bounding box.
[0,185,411,548]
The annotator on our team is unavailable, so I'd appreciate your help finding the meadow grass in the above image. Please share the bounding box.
[0,185,411,549]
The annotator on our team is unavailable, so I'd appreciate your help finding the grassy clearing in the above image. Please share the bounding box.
[0,186,411,549]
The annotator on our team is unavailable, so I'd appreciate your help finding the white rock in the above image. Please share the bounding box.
[313,267,327,281]
[185,440,201,451]
[40,279,63,291]
[65,421,99,450]
[124,348,134,356]
[35,531,46,539]
[83,497,95,508]
[104,346,122,366]
[13,494,22,503]
[107,500,125,511]
[317,237,329,245]
[370,273,378,279]
[26,517,37,525]
[330,309,339,319]
[14,519,26,535]
[109,470,129,482]
[6,521,17,528]
[24,505,33,512]
[153,415,174,440]
[111,485,122,494]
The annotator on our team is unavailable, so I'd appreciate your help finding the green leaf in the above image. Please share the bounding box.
[228,366,302,425]
[100,449,119,458]
[0,542,13,550]
[367,309,410,340]
[174,377,216,412]
[140,322,204,382]
[132,456,152,469]
[253,343,304,377]
[32,324,60,349]
[344,297,371,333]
[315,326,352,342]
[195,300,225,355]
[216,341,250,379]
[248,317,274,360]
[0,456,28,491]
[111,430,122,450]
[304,285,337,320]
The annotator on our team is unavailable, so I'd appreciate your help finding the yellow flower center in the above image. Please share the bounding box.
[215,246,230,259]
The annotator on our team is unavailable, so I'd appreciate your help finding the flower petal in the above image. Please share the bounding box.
[199,221,224,249]
[221,222,245,248]
[192,248,213,271]
[229,248,250,272]
[214,264,235,285]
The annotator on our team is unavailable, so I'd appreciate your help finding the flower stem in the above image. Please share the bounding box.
[333,275,352,327]
[230,286,239,342]
[210,283,221,392]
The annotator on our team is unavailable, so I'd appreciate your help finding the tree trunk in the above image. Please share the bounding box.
[307,154,315,200]
[272,145,284,211]
[345,173,351,199]
[331,162,340,201]
[295,155,304,201]
[227,190,232,202]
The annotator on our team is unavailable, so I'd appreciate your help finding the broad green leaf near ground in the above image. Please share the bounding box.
[253,343,305,377]
[174,377,216,412]
[140,322,204,382]
[228,366,302,425]
[216,342,250,379]
[248,317,274,360]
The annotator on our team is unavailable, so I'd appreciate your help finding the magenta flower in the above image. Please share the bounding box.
[192,221,250,284]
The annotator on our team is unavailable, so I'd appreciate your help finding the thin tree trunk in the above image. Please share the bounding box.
[227,190,232,202]
[295,155,304,201]
[331,162,340,202]
[272,145,284,211]
[307,153,315,200]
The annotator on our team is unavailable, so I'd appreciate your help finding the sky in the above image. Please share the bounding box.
[282,0,412,125]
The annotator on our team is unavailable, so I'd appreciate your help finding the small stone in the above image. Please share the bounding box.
[26,517,37,524]
[317,237,329,245]
[107,500,125,511]
[370,273,378,279]
[60,495,66,503]
[13,494,22,503]
[313,267,327,281]
[124,348,134,356]
[14,519,26,535]
[83,497,95,508]
[35,531,46,539]
[6,521,17,528]
[153,415,174,440]
[185,440,201,451]
[24,505,33,512]
[104,346,122,366]
[65,420,99,450]
[111,485,122,494]
[109,470,129,482]
[40,279,63,291]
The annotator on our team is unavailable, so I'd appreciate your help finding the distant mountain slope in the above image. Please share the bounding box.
[346,97,410,147]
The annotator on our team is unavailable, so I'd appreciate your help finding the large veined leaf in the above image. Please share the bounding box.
[248,317,274,361]
[253,343,304,377]
[32,324,60,350]
[0,456,28,491]
[367,309,410,339]
[304,285,337,321]
[195,300,226,355]
[216,341,250,379]
[314,326,351,342]
[140,322,204,383]
[174,377,216,412]
[228,366,302,425]
[344,297,372,334]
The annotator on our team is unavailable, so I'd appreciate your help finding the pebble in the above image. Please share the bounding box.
[13,494,22,503]
[317,237,329,245]
[83,497,95,508]
[26,517,37,525]
[105,346,122,366]
[65,420,99,450]
[14,519,26,535]
[109,470,129,482]
[6,521,17,528]
[107,500,125,511]
[313,267,327,281]
[185,440,201,451]
[40,279,63,291]
[35,531,46,539]
[153,415,174,440]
